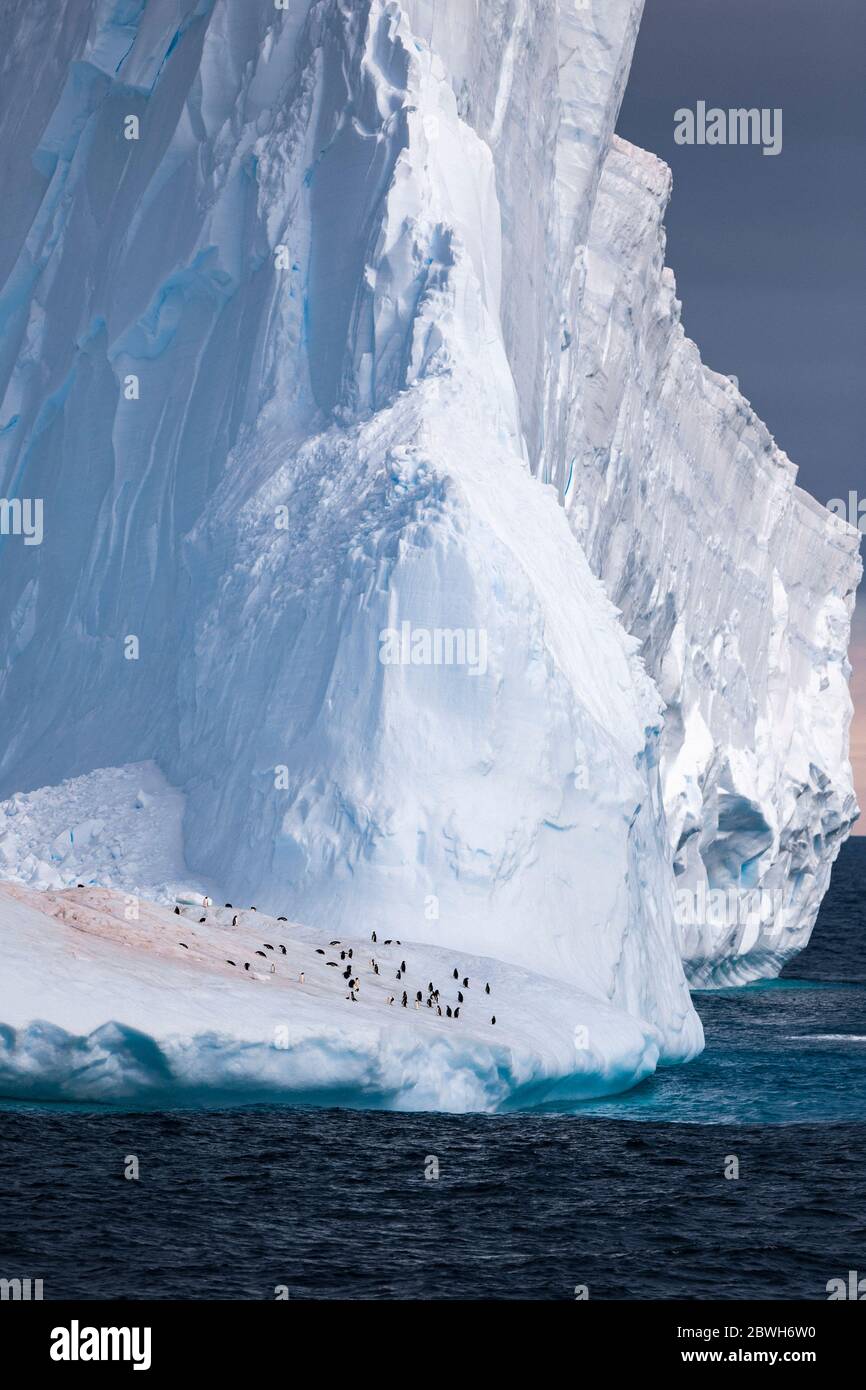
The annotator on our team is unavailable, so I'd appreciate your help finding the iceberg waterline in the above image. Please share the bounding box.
[0,0,856,1107]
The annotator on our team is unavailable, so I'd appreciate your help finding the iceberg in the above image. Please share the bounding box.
[0,0,856,1107]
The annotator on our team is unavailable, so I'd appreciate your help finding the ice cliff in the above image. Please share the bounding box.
[0,0,858,1102]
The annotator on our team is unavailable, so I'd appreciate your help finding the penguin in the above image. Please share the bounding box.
[255,950,267,958]
[437,1005,442,1017]
[428,982,434,994]
[396,970,402,980]
[299,971,305,983]
[343,967,352,979]
[446,1005,452,1018]
[77,883,85,888]
[434,990,440,1002]
[179,942,189,950]
[225,903,233,909]
[400,960,406,973]
[387,996,395,1005]
[427,998,433,1008]
[395,940,402,945]
[457,991,464,1003]
[244,962,251,971]
[327,961,339,967]
[463,977,469,988]
[330,940,340,946]
[348,949,353,959]
[174,906,180,915]
[316,949,325,955]
[250,906,257,912]
[453,968,458,980]
[414,999,420,1010]
[232,915,239,927]
[373,963,379,975]
[371,930,377,943]
[416,991,422,1002]
[226,960,236,966]
[485,983,490,994]
[277,916,287,922]
[401,991,408,1007]
[454,1007,460,1019]
[278,944,287,955]
[384,939,392,945]
[264,943,274,951]
[341,951,346,960]
[491,1016,496,1025]
[199,916,206,923]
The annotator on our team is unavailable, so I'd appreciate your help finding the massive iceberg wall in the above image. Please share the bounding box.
[0,0,855,1054]
[560,138,861,984]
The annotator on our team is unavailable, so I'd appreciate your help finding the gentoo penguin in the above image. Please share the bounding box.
[400,960,406,973]
[174,906,180,915]
[299,971,305,983]
[428,982,433,993]
[416,991,422,1002]
[485,983,490,994]
[278,945,287,955]
[491,1016,496,1025]
[463,977,469,988]
[232,915,239,927]
[371,930,377,943]
[401,991,408,1007]
[446,1005,452,1018]
[454,1007,460,1019]
[179,942,189,949]
[453,968,458,980]
[457,991,464,1003]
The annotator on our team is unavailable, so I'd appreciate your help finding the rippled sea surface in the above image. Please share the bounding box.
[1,842,864,1299]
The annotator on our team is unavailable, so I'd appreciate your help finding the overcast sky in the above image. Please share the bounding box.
[616,0,866,828]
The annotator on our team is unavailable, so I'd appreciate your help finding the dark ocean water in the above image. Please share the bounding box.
[1,841,864,1300]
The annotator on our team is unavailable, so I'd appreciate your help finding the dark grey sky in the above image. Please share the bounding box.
[616,0,866,509]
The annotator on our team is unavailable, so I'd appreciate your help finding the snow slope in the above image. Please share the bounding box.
[0,883,660,1111]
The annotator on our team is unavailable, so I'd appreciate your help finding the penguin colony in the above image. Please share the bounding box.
[171,902,496,1028]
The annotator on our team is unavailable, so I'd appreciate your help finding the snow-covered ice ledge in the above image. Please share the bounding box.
[0,885,667,1112]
